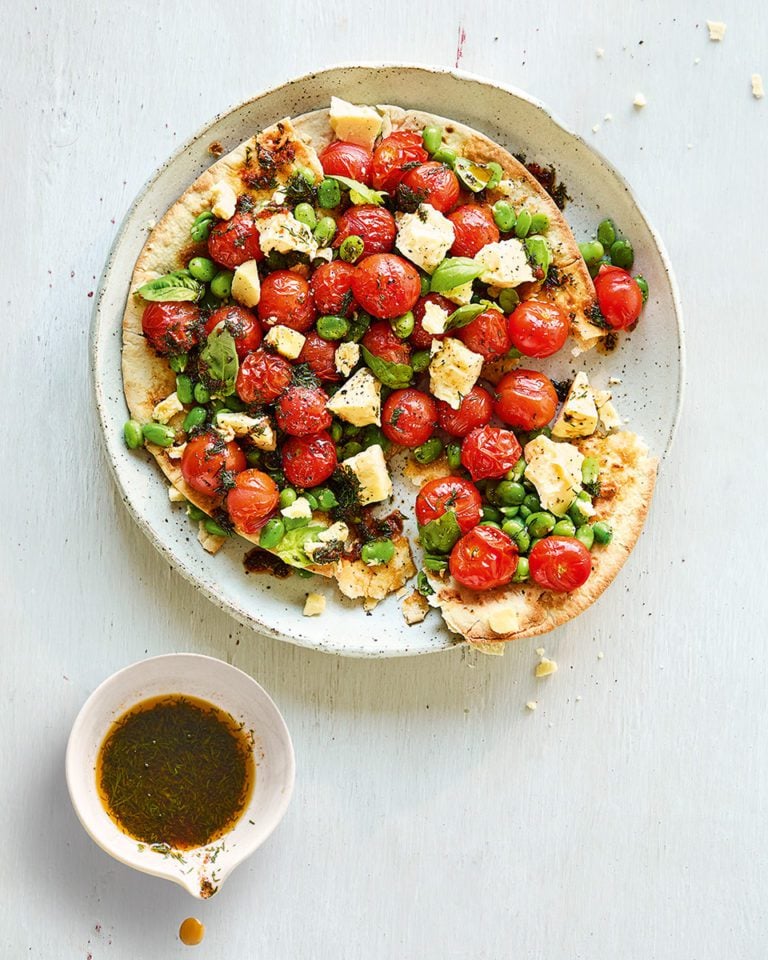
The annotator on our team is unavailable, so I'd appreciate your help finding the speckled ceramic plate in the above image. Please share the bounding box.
[92,63,684,658]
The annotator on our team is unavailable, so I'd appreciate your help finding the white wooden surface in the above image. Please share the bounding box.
[2,1,767,957]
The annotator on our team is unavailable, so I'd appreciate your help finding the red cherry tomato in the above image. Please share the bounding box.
[361,320,412,365]
[456,309,511,360]
[372,131,429,192]
[258,270,316,332]
[333,205,397,258]
[297,331,341,382]
[460,425,522,481]
[381,389,437,447]
[397,161,460,214]
[318,140,373,185]
[415,476,482,535]
[204,305,262,359]
[352,253,421,320]
[181,432,246,497]
[449,525,519,591]
[275,385,332,436]
[594,264,643,330]
[494,369,559,430]
[310,260,357,316]
[281,431,338,488]
[447,204,500,258]
[528,536,593,592]
[436,385,494,438]
[141,302,201,356]
[507,301,569,358]
[410,294,456,349]
[207,212,263,269]
[236,348,293,404]
[226,469,279,534]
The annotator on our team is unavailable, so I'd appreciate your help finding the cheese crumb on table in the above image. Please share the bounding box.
[706,19,726,41]
[210,181,237,220]
[535,658,558,678]
[633,92,647,108]
[752,74,765,99]
[535,647,546,657]
[525,701,538,711]
[303,593,326,617]
[592,123,600,133]
[595,47,604,57]
[597,651,605,660]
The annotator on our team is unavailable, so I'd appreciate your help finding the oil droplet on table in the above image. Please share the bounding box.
[179,917,205,946]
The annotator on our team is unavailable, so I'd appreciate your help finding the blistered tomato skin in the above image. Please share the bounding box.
[361,321,412,365]
[493,369,559,431]
[372,132,429,193]
[351,254,421,320]
[449,525,519,591]
[460,425,522,481]
[142,302,201,356]
[258,271,316,332]
[204,305,262,359]
[318,140,373,185]
[275,385,332,436]
[397,162,461,214]
[415,476,482,535]
[528,536,592,592]
[436,386,494,438]
[410,294,456,349]
[594,264,643,330]
[333,205,397,258]
[382,389,437,447]
[181,432,246,497]
[507,301,569,358]
[447,204,500,257]
[226,470,279,534]
[281,432,338,488]
[298,331,341,382]
[235,349,293,404]
[456,309,511,360]
[310,261,357,316]
[207,212,263,269]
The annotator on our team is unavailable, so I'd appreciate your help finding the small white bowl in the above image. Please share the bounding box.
[66,654,295,898]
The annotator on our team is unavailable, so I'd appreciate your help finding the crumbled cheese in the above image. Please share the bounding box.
[604,113,613,121]
[597,651,605,660]
[752,73,765,99]
[595,47,604,57]
[525,701,538,711]
[168,485,186,503]
[421,299,451,335]
[318,521,349,544]
[153,392,184,424]
[402,592,430,625]
[598,399,622,432]
[429,337,484,410]
[314,246,334,263]
[198,521,225,555]
[258,211,318,259]
[571,346,583,358]
[474,238,535,288]
[592,123,600,133]
[167,443,187,460]
[395,204,455,274]
[441,280,475,306]
[535,647,546,656]
[215,411,264,442]
[326,367,381,426]
[281,496,313,519]
[231,260,261,307]
[341,444,392,505]
[303,593,326,617]
[694,57,701,64]
[335,341,360,377]
[210,181,237,220]
[264,324,306,360]
[608,376,622,386]
[329,96,383,151]
[523,435,585,516]
[552,371,599,439]
[706,19,726,41]
[633,92,647,108]
[535,657,558,678]
[272,188,287,205]
[488,608,518,634]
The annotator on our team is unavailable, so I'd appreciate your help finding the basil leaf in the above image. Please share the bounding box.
[525,236,552,277]
[360,346,413,389]
[454,158,494,193]
[419,511,461,555]
[198,328,239,397]
[273,524,326,568]
[445,303,485,331]
[430,257,484,293]
[136,272,203,302]
[329,175,387,206]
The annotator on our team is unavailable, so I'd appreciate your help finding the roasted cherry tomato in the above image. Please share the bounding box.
[528,536,592,592]
[449,525,519,591]
[447,204,500,258]
[318,140,373,185]
[310,260,357,316]
[456,309,511,360]
[397,161,460,214]
[460,424,522,481]
[436,385,494,438]
[297,331,341,382]
[275,385,332,436]
[141,302,201,356]
[594,264,643,330]
[258,270,316,332]
[226,469,279,534]
[507,301,569,358]
[494,369,559,431]
[181,432,246,497]
[382,389,437,447]
[372,131,429,192]
[352,253,421,320]
[361,320,412,365]
[410,293,455,349]
[204,305,262,359]
[236,348,293,404]
[333,204,396,257]
[207,211,263,269]
[281,431,338,488]
[415,476,482,535]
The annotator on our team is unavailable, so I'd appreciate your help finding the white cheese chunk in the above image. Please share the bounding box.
[342,444,392,505]
[598,400,622,432]
[421,299,451,335]
[250,417,276,451]
[395,204,455,274]
[523,435,584,516]
[231,260,261,307]
[303,593,326,617]
[552,371,599,439]
[329,97,383,151]
[318,521,349,544]
[281,496,313,520]
[706,19,726,40]
[402,591,430,625]
[272,188,287,204]
[335,341,360,377]
[215,411,261,441]
[210,181,237,220]
[168,485,186,503]
[264,324,306,359]
[475,238,534,288]
[258,211,318,259]
[153,391,184,424]
[166,443,186,460]
[428,337,484,410]
[441,280,475,306]
[326,367,381,426]
[752,73,765,99]
[633,92,647,108]
[315,246,334,263]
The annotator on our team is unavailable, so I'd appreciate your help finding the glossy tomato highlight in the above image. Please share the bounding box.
[415,476,482,535]
[449,525,519,590]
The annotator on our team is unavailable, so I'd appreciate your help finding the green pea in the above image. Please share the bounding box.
[316,314,350,340]
[340,441,363,460]
[498,288,520,313]
[568,491,593,526]
[414,437,444,464]
[224,394,246,412]
[502,517,525,537]
[330,421,343,443]
[294,202,317,229]
[190,210,215,243]
[186,503,206,521]
[245,450,262,467]
[315,488,338,511]
[592,521,613,544]
[188,257,217,282]
[495,480,526,506]
[123,419,143,449]
[339,235,364,263]
[486,161,503,190]
[492,200,516,232]
[175,375,193,405]
[343,421,361,438]
[423,556,448,572]
[579,240,605,265]
[422,125,443,154]
[527,511,556,538]
[582,456,600,488]
[203,517,229,537]
[168,354,188,373]
[419,272,431,296]
[295,567,314,578]
[515,209,533,238]
[279,488,297,509]
[314,216,337,245]
[518,505,532,521]
[390,311,415,339]
[346,310,371,342]
[412,349,431,373]
[183,406,207,433]
[361,425,388,450]
[142,422,175,447]
[597,218,617,248]
[530,213,550,234]
[500,505,519,518]
[259,517,285,550]
[432,147,457,167]
[575,524,595,550]
[482,505,502,523]
[514,528,531,553]
[304,492,319,510]
[210,270,233,299]
[193,382,210,404]
[361,538,395,566]
[506,459,526,482]
[552,518,576,537]
[317,179,341,208]
[610,239,634,270]
[446,442,462,471]
[479,520,501,530]
[523,493,541,512]
[512,556,529,582]
[635,275,649,302]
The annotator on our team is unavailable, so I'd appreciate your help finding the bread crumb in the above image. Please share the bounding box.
[633,92,647,108]
[303,593,326,617]
[535,657,558,678]
[592,123,600,133]
[525,701,538,711]
[752,74,765,99]
[535,647,546,656]
[402,591,430,625]
[597,651,605,659]
[595,47,604,58]
[706,19,726,41]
